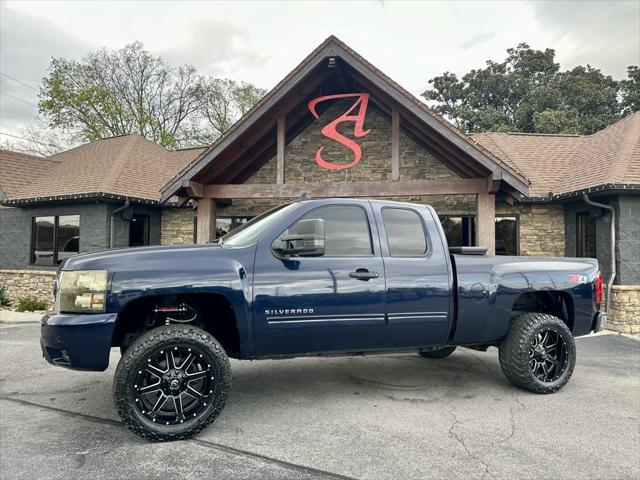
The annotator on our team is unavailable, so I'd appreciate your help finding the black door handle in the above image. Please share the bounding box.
[349,269,379,280]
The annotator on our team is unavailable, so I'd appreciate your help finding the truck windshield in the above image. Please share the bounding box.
[220,203,298,247]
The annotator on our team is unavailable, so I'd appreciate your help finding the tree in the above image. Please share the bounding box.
[193,78,266,144]
[0,120,78,156]
[38,42,266,148]
[422,43,635,135]
[620,66,640,116]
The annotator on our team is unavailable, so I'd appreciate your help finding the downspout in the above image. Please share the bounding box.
[583,194,616,313]
[109,198,130,248]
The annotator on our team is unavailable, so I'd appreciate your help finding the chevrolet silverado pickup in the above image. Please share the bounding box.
[41,198,606,441]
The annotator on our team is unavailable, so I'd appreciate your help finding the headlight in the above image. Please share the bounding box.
[56,270,108,313]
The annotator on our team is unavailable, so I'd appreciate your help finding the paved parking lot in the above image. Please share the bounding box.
[0,322,639,480]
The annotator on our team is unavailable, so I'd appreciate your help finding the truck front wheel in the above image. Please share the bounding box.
[499,312,575,394]
[113,325,231,441]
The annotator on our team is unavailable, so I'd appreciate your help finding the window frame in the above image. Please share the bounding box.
[576,211,597,258]
[280,204,375,258]
[30,214,80,266]
[380,206,429,258]
[129,214,150,247]
[495,214,520,256]
[439,215,476,247]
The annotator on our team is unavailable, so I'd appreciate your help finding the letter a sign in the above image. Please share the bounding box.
[307,93,371,170]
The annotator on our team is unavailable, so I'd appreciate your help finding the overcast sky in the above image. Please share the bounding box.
[1,0,639,139]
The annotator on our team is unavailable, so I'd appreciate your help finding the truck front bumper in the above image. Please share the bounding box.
[40,312,117,371]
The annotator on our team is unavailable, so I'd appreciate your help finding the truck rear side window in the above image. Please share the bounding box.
[381,208,427,257]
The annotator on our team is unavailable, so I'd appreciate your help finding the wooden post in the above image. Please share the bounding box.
[276,116,285,184]
[476,192,495,255]
[196,198,217,243]
[391,108,400,181]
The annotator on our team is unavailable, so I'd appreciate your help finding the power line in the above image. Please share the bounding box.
[0,91,39,108]
[0,131,61,148]
[0,72,38,91]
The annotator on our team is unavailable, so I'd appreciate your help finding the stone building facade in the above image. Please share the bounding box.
[1,36,638,336]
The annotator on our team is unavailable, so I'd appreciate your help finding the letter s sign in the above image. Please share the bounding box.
[307,93,371,170]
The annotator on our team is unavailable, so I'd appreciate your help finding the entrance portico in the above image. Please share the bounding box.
[161,36,528,254]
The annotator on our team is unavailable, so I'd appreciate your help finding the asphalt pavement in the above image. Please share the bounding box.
[0,322,638,480]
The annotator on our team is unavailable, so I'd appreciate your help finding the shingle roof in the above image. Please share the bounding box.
[1,135,205,204]
[472,112,640,197]
[0,150,60,200]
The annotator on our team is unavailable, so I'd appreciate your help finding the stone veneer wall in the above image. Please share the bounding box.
[218,100,476,218]
[608,285,640,335]
[0,269,56,308]
[497,202,565,256]
[160,208,195,245]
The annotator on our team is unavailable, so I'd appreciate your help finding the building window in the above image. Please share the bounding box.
[440,216,475,247]
[382,208,427,256]
[129,214,150,247]
[31,215,80,265]
[216,217,252,238]
[577,212,597,258]
[495,215,519,255]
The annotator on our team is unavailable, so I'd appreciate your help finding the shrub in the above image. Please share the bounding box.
[16,296,49,312]
[0,286,11,308]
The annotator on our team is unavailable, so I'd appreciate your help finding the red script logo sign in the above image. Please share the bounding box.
[307,93,371,170]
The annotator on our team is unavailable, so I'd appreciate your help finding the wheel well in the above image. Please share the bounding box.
[112,293,241,357]
[512,291,575,331]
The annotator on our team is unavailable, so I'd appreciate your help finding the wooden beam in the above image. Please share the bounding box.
[488,172,502,193]
[183,181,204,198]
[203,178,488,199]
[276,116,285,184]
[196,198,217,243]
[476,192,495,255]
[391,108,400,181]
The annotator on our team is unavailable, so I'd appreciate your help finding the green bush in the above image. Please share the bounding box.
[0,286,11,308]
[16,296,49,312]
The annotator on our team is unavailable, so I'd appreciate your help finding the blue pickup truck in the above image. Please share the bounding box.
[41,198,605,441]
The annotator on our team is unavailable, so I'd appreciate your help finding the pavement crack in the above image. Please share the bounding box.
[448,406,490,479]
[0,395,359,480]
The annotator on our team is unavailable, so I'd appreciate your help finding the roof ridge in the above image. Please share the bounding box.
[606,113,640,182]
[100,135,140,194]
[504,132,580,137]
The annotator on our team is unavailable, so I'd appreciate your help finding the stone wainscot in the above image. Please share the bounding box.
[0,269,56,308]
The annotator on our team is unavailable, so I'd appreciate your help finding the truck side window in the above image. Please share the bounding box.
[382,208,427,257]
[296,205,372,256]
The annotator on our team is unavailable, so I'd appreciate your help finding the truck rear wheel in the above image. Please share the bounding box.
[499,312,575,394]
[113,325,231,441]
[419,346,457,359]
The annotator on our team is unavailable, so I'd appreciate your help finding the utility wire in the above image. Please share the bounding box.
[0,131,61,148]
[0,91,39,108]
[0,72,38,91]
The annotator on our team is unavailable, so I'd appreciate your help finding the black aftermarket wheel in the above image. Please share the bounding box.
[499,312,576,394]
[114,325,231,441]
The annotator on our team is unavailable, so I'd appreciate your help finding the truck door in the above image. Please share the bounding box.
[252,203,386,356]
[374,205,453,348]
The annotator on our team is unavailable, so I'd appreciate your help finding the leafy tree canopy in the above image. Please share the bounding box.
[38,42,266,149]
[422,43,638,135]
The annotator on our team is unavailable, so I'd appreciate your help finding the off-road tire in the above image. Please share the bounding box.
[113,325,231,441]
[498,312,575,394]
[419,346,457,359]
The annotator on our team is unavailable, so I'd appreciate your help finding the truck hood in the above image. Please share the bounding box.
[62,243,242,272]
